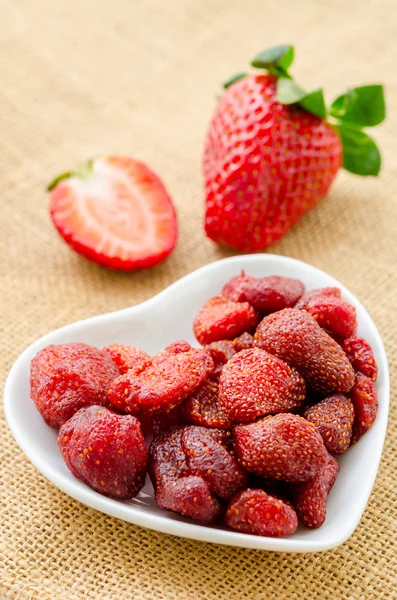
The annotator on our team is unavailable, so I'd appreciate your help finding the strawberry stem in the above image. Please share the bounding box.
[47,159,95,192]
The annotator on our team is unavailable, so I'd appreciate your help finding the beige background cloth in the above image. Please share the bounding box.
[1,0,396,598]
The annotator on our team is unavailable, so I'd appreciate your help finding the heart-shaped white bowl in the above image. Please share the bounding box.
[4,255,389,552]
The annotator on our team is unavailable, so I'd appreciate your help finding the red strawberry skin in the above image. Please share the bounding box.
[148,426,223,523]
[303,394,355,455]
[193,296,258,345]
[183,376,233,430]
[204,74,342,251]
[181,426,248,500]
[30,343,119,428]
[107,343,213,414]
[103,344,151,375]
[254,308,355,394]
[225,489,298,537]
[219,348,306,422]
[350,373,379,444]
[291,453,340,529]
[233,413,329,482]
[58,406,148,500]
[49,156,177,271]
[342,336,378,381]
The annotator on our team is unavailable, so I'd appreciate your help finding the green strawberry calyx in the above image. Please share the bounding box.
[223,45,386,177]
[47,159,95,191]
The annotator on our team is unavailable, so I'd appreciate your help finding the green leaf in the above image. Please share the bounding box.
[330,85,385,127]
[47,171,73,191]
[277,80,327,119]
[251,45,294,75]
[276,77,306,104]
[299,88,327,119]
[223,72,247,89]
[334,123,381,176]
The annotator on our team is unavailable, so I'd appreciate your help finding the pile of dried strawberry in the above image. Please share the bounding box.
[30,273,379,537]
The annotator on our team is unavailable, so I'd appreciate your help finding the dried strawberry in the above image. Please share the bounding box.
[295,287,341,308]
[233,413,328,482]
[303,394,354,454]
[244,276,304,314]
[107,343,213,414]
[225,489,298,537]
[204,333,254,380]
[219,348,305,422]
[231,332,254,352]
[205,340,235,367]
[222,272,304,314]
[181,426,248,499]
[350,373,378,444]
[151,404,187,438]
[58,406,147,499]
[254,308,355,393]
[299,294,357,339]
[164,341,192,354]
[222,271,255,301]
[342,336,378,381]
[157,476,222,523]
[183,377,233,430]
[103,344,151,375]
[30,343,119,428]
[291,454,339,528]
[148,426,189,491]
[193,296,258,345]
[148,426,222,523]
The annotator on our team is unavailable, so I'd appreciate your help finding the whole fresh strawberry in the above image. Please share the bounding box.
[48,156,177,270]
[204,45,385,250]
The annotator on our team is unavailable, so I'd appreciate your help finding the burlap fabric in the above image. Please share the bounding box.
[1,0,396,598]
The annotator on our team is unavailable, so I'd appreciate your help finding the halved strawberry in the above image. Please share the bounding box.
[48,156,177,270]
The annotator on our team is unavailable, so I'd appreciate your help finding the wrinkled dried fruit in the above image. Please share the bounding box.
[103,343,151,375]
[151,404,187,438]
[225,489,298,537]
[148,426,189,491]
[244,276,304,313]
[299,294,357,339]
[303,394,354,454]
[157,476,222,523]
[193,295,258,345]
[254,308,355,393]
[107,343,213,414]
[164,340,192,354]
[59,406,147,499]
[184,377,233,430]
[233,413,328,482]
[181,426,248,499]
[31,343,119,428]
[350,373,379,444]
[222,271,255,301]
[291,454,339,528]
[204,333,255,380]
[148,426,222,522]
[295,287,341,308]
[231,332,254,352]
[205,340,236,367]
[222,272,304,314]
[219,348,306,422]
[342,336,378,381]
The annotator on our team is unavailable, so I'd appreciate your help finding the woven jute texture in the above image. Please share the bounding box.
[1,0,396,598]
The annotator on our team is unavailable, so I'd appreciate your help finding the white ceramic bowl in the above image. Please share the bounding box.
[4,255,389,552]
